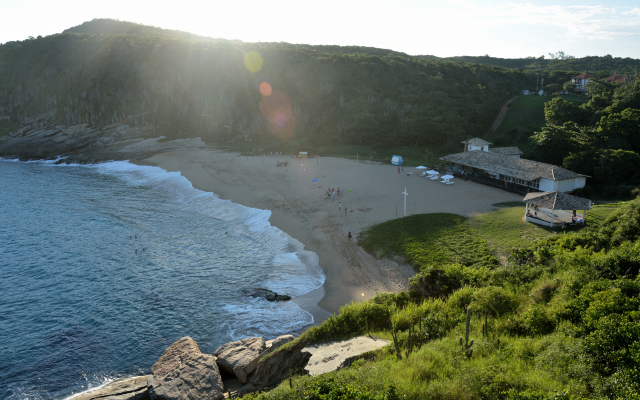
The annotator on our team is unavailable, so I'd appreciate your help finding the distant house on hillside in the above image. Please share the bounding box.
[462,137,491,152]
[571,71,596,95]
[441,138,587,193]
[605,73,631,85]
[462,138,523,158]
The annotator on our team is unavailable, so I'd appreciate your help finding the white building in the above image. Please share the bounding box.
[442,138,587,193]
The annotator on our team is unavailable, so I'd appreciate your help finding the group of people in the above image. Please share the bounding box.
[526,205,539,218]
[325,187,342,200]
[270,151,282,155]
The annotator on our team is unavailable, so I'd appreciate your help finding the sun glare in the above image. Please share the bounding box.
[259,82,272,96]
[244,51,263,73]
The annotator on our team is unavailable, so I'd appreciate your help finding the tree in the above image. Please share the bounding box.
[529,123,585,165]
[544,97,589,126]
[565,149,640,186]
[597,108,640,152]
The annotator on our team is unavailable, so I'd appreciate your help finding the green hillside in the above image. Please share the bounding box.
[438,55,640,76]
[0,19,533,153]
[486,94,588,154]
[244,199,640,400]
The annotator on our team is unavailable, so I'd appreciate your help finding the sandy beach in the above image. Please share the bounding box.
[137,149,521,323]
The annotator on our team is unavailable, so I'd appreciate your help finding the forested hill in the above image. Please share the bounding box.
[0,19,532,152]
[438,55,640,76]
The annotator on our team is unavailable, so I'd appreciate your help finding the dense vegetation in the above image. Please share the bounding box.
[439,54,640,76]
[0,19,532,153]
[244,200,639,400]
[527,76,640,197]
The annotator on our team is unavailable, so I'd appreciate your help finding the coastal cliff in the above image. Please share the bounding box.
[0,110,205,161]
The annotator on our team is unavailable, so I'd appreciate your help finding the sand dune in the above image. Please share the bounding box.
[139,149,521,322]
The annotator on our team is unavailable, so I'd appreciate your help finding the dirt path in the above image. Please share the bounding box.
[486,96,518,137]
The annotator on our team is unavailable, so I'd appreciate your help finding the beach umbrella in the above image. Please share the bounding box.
[416,166,427,169]
[441,175,454,180]
[311,178,319,183]
[426,170,439,175]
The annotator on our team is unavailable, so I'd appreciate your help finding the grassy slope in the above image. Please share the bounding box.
[360,203,620,267]
[246,203,634,400]
[358,213,499,271]
[485,94,588,155]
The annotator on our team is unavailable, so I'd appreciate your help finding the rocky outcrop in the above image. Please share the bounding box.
[250,340,311,392]
[70,375,150,400]
[243,288,291,302]
[148,337,224,400]
[214,337,266,383]
[265,335,295,354]
[0,114,204,161]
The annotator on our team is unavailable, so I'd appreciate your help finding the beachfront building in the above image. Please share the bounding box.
[523,191,592,227]
[489,146,523,158]
[441,138,587,194]
[571,71,596,95]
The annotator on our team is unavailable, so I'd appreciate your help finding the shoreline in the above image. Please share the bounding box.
[135,148,522,327]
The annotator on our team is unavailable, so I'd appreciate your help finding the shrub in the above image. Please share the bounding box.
[409,263,489,301]
[532,279,560,304]
[445,286,476,314]
[301,301,391,344]
[470,286,519,316]
[371,292,410,309]
[523,305,557,336]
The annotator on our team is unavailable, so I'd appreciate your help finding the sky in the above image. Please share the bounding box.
[1,0,639,59]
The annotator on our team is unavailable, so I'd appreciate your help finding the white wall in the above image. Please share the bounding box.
[468,144,489,152]
[557,179,575,192]
[539,178,555,192]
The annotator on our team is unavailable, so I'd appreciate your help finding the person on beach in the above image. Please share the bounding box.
[397,166,400,174]
[348,231,352,241]
[339,202,342,210]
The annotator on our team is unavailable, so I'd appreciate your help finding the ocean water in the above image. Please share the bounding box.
[0,158,325,400]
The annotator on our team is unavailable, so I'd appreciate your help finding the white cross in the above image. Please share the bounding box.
[402,187,408,216]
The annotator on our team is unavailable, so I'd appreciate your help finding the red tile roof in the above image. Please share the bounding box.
[605,73,630,83]
[572,71,595,79]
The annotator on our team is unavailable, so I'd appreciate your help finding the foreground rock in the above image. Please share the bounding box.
[250,340,311,392]
[303,336,390,376]
[148,337,224,400]
[265,335,295,354]
[243,288,291,302]
[214,337,266,383]
[70,375,150,400]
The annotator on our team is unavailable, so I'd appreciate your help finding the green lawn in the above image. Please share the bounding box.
[469,203,553,260]
[358,213,500,271]
[359,202,622,270]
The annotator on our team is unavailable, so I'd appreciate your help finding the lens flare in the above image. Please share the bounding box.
[259,82,272,96]
[259,89,297,139]
[244,51,263,73]
[273,112,287,127]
